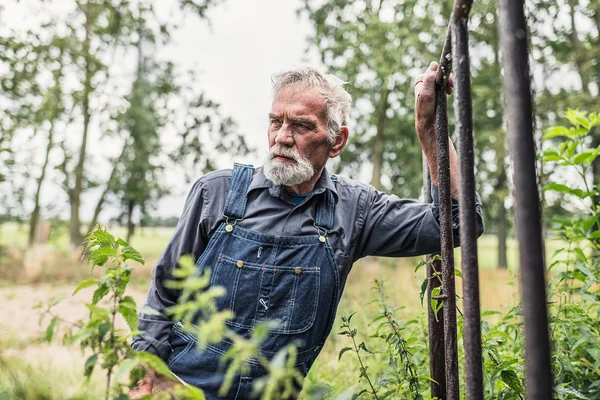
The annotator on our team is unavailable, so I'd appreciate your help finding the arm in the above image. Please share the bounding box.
[415,61,459,198]
[131,179,209,359]
[354,184,484,260]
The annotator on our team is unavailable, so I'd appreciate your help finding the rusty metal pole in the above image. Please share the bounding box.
[423,161,447,399]
[435,30,460,400]
[451,1,484,399]
[498,0,554,399]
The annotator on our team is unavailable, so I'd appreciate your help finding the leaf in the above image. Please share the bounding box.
[118,296,139,332]
[419,278,428,306]
[92,284,109,305]
[555,386,588,399]
[454,269,462,278]
[72,279,99,295]
[500,370,524,393]
[44,317,58,342]
[84,354,98,378]
[338,346,353,361]
[138,305,161,316]
[115,357,139,379]
[543,183,591,199]
[122,246,145,264]
[542,125,571,140]
[87,246,118,266]
[98,322,111,339]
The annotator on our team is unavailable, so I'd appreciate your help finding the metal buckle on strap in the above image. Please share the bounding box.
[223,213,244,233]
[313,223,331,243]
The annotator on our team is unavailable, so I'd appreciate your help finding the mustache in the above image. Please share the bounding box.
[269,145,300,161]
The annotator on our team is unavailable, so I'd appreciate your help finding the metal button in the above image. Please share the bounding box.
[295,267,301,275]
[226,224,233,232]
[319,236,326,243]
[236,260,244,268]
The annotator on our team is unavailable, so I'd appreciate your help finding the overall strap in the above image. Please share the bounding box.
[223,163,254,220]
[314,176,337,231]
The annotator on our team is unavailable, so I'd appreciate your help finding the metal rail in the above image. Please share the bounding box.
[451,1,484,399]
[498,0,554,398]
[423,163,447,399]
[425,0,483,398]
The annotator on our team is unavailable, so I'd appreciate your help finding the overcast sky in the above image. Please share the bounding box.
[3,0,324,221]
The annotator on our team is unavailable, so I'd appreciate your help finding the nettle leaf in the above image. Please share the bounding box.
[136,352,172,376]
[88,246,118,266]
[555,386,588,399]
[338,347,352,361]
[98,322,111,340]
[542,125,571,140]
[92,284,109,305]
[500,370,524,393]
[118,296,139,332]
[115,357,139,379]
[44,317,58,342]
[543,183,592,199]
[73,278,99,295]
[419,278,428,306]
[84,354,99,378]
[122,246,145,264]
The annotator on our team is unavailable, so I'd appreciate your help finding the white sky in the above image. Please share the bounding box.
[2,0,323,222]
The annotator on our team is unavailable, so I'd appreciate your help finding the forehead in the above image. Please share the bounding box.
[271,85,327,120]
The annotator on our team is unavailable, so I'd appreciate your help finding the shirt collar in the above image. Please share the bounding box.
[249,166,339,204]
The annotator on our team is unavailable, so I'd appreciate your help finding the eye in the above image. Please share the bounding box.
[270,118,282,128]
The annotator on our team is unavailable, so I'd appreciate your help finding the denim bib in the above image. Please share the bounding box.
[167,163,340,399]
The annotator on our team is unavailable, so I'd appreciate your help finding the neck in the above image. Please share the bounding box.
[284,166,325,195]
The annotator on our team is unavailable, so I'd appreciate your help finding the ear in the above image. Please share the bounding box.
[328,126,349,158]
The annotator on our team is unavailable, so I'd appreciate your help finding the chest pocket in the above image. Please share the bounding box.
[210,254,320,334]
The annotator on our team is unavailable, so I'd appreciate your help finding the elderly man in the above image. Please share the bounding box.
[131,63,484,398]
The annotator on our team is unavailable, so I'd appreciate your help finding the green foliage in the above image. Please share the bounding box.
[541,110,600,398]
[40,226,171,400]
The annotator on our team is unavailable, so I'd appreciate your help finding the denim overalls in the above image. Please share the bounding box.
[167,164,340,399]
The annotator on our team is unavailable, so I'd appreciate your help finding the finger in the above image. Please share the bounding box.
[429,61,438,71]
[446,73,455,95]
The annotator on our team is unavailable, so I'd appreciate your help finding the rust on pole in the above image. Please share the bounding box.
[435,28,459,400]
[498,0,554,399]
[423,161,447,399]
[451,0,484,399]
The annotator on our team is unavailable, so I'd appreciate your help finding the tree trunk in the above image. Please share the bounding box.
[568,0,589,92]
[370,83,390,190]
[70,3,93,247]
[492,9,509,269]
[29,123,55,246]
[87,148,125,233]
[126,200,135,244]
[497,198,508,269]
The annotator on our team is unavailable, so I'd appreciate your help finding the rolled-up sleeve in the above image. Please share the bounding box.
[355,184,484,260]
[132,179,209,360]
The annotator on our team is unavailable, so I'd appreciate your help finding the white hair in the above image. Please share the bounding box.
[272,67,352,144]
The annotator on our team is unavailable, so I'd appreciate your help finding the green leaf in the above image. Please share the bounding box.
[555,386,588,399]
[84,354,98,378]
[92,284,109,305]
[118,296,139,332]
[419,278,428,306]
[454,269,462,278]
[122,246,145,264]
[88,246,118,266]
[542,125,571,140]
[500,370,524,393]
[338,346,353,361]
[44,317,58,342]
[98,322,111,340]
[72,279,99,295]
[573,150,598,165]
[543,183,592,199]
[115,357,139,379]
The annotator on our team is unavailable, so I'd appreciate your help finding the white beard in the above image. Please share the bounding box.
[263,144,316,186]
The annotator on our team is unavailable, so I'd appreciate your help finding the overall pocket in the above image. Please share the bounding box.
[210,254,320,334]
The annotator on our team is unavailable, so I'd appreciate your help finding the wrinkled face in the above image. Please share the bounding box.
[264,85,331,187]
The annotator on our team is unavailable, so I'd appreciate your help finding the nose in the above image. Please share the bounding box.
[274,123,295,146]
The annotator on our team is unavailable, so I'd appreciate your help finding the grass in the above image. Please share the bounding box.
[0,223,560,398]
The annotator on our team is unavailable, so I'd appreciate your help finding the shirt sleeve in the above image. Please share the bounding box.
[131,179,210,360]
[354,184,484,260]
